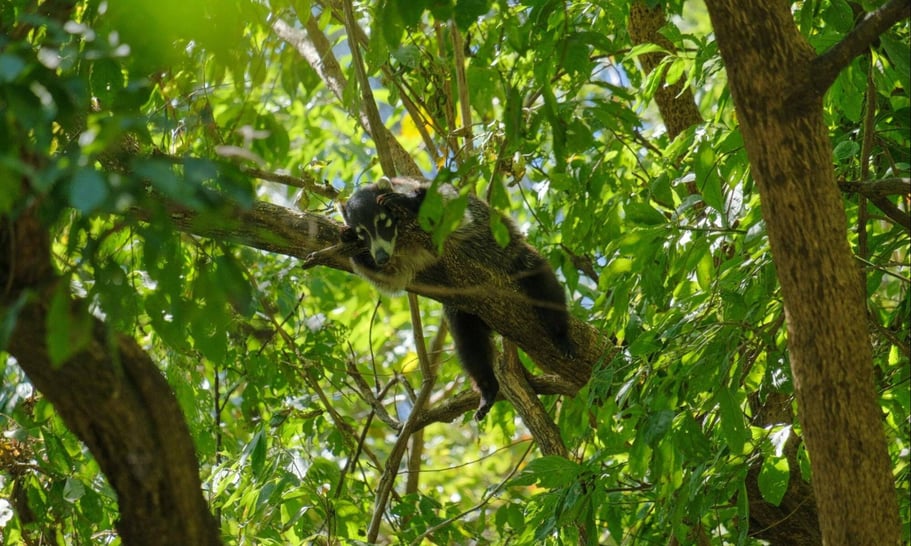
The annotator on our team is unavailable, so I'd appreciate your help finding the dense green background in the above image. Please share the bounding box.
[1,0,908,543]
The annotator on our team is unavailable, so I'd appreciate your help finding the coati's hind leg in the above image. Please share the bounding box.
[444,306,498,421]
[513,252,574,357]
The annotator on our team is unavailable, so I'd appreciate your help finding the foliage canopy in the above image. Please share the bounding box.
[0,0,908,544]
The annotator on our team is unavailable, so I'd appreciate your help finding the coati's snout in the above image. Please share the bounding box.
[371,245,391,266]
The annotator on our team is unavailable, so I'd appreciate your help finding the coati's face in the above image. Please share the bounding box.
[341,187,398,267]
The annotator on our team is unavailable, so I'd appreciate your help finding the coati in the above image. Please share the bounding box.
[339,176,571,421]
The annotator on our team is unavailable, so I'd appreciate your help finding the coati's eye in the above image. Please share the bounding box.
[377,212,393,228]
[355,227,367,240]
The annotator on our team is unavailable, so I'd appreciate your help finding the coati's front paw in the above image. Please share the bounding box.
[339,225,359,244]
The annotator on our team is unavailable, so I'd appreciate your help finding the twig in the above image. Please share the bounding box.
[346,359,401,430]
[152,151,339,199]
[858,54,876,275]
[239,166,338,199]
[405,324,448,495]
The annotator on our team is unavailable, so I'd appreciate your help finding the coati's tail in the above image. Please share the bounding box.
[444,306,499,421]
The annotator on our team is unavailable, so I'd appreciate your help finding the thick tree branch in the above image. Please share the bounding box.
[811,0,911,95]
[705,0,902,542]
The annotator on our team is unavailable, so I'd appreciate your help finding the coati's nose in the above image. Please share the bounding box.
[373,248,390,266]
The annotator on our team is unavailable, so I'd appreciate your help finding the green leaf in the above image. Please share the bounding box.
[0,290,29,350]
[716,387,750,454]
[63,477,85,503]
[512,456,580,488]
[833,139,859,161]
[880,34,911,90]
[42,431,73,474]
[249,430,267,478]
[89,59,124,107]
[625,201,666,226]
[69,168,109,213]
[664,57,686,86]
[823,0,854,33]
[79,489,104,523]
[454,0,488,30]
[641,409,674,445]
[695,143,723,211]
[758,455,790,506]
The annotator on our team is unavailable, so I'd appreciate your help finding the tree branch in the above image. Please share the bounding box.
[143,185,611,396]
[839,177,910,197]
[340,0,396,176]
[497,342,567,457]
[811,0,911,95]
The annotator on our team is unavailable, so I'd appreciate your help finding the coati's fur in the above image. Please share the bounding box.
[340,176,571,420]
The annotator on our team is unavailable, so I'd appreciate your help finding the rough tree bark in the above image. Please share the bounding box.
[703,1,906,543]
[1,204,222,546]
[627,4,828,540]
[627,1,703,139]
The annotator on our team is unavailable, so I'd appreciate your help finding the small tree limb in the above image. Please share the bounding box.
[811,0,911,95]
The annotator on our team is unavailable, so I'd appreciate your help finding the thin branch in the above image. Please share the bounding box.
[340,0,395,177]
[271,17,421,176]
[450,22,475,169]
[868,195,911,231]
[153,151,339,199]
[346,359,401,430]
[811,0,911,95]
[434,22,461,160]
[316,0,441,159]
[858,55,876,267]
[839,177,911,197]
[366,294,437,542]
[412,373,581,430]
[240,166,338,199]
[408,440,536,546]
[405,325,448,495]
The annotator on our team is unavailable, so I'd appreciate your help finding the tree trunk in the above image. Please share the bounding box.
[1,206,222,546]
[703,1,901,544]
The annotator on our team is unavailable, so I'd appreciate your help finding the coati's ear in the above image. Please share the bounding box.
[376,177,394,191]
